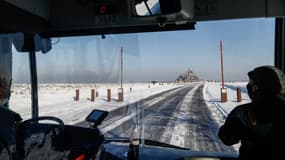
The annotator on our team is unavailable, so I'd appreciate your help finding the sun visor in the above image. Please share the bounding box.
[13,34,51,54]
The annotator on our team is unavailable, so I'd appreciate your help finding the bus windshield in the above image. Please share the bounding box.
[9,18,274,153]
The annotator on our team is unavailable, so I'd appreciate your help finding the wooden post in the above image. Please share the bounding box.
[220,40,225,89]
[220,40,227,102]
[221,88,227,103]
[0,37,12,108]
[237,87,242,102]
[96,91,99,97]
[118,47,124,102]
[91,89,95,102]
[118,88,124,102]
[75,89,79,101]
[120,47,123,89]
[107,89,111,102]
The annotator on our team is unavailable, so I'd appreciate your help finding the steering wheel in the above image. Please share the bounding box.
[21,116,65,131]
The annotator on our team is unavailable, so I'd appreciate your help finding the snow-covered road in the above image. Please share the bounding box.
[96,82,236,153]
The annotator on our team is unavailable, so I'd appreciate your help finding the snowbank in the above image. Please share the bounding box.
[204,82,250,116]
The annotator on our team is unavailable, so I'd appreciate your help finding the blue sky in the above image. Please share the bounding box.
[12,18,275,83]
[137,18,274,81]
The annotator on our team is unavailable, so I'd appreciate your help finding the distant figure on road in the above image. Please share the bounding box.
[218,66,285,160]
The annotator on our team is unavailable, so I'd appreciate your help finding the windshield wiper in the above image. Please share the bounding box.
[104,137,190,150]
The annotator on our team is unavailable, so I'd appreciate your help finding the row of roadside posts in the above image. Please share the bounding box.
[74,88,128,102]
[220,87,242,103]
[75,89,99,102]
[73,83,164,102]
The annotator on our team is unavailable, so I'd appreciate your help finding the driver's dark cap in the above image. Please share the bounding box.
[248,66,285,95]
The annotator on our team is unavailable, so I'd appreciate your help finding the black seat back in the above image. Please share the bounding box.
[0,108,22,160]
[16,123,67,160]
[16,123,103,160]
[0,140,10,160]
[55,125,104,160]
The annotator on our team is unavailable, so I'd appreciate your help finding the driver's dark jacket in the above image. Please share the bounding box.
[218,95,285,160]
[0,107,22,159]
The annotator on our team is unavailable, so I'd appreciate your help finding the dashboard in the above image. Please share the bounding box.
[102,143,238,160]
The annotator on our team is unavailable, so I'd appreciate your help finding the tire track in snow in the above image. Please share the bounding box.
[160,84,200,147]
[101,84,196,137]
[88,82,236,154]
[157,83,236,153]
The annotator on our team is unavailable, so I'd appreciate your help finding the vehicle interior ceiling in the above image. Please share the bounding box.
[0,0,285,160]
[0,0,284,68]
[0,0,284,66]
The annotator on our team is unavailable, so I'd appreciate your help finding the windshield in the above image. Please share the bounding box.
[9,18,274,153]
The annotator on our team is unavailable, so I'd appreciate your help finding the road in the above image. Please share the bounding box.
[79,83,236,153]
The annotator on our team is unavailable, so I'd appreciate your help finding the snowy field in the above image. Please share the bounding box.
[10,83,183,124]
[9,81,250,126]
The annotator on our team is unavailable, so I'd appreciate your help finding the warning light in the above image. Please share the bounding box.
[75,154,85,160]
[94,3,117,15]
[100,4,107,14]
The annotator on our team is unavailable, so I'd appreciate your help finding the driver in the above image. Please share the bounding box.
[0,77,22,159]
[218,66,285,160]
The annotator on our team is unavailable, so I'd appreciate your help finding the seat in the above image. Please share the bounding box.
[16,122,103,160]
[0,107,22,160]
[55,125,104,160]
[0,140,10,160]
[16,122,68,160]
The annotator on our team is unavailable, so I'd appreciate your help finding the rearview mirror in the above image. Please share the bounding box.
[85,109,108,126]
[135,0,194,19]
